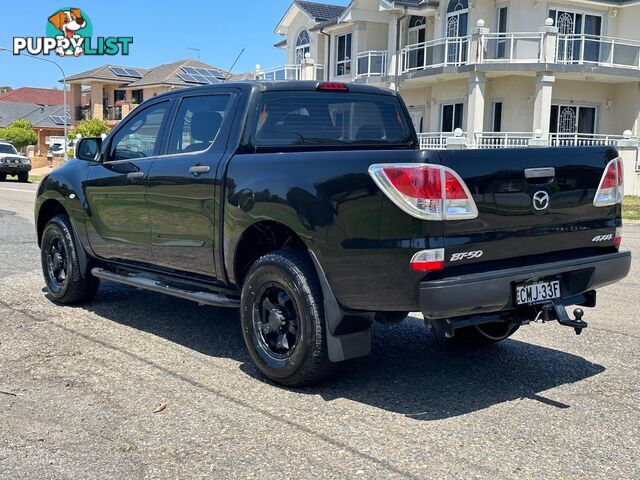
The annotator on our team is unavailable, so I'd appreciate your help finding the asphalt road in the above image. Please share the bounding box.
[1,180,638,479]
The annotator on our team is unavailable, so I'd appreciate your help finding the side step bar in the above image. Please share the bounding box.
[91,268,240,308]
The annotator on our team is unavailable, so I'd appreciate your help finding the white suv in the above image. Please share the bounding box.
[0,142,31,183]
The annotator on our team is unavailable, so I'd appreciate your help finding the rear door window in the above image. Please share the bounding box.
[252,92,412,148]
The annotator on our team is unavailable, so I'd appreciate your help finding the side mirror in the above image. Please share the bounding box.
[76,137,102,161]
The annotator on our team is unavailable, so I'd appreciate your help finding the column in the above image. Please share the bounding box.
[470,20,490,64]
[466,73,486,140]
[533,73,555,135]
[387,14,399,89]
[69,83,82,125]
[90,82,103,120]
[539,19,559,64]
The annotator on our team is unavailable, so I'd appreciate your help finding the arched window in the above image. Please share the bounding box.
[295,29,311,64]
[447,0,468,13]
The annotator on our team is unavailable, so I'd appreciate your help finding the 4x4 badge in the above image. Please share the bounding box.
[533,191,550,211]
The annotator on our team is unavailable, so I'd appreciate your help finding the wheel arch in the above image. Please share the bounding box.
[232,220,311,287]
[36,198,68,247]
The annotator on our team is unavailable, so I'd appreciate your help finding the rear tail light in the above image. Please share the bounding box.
[594,157,624,207]
[368,163,478,220]
[615,226,623,249]
[410,249,445,271]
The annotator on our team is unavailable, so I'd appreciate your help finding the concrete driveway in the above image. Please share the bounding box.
[1,181,638,479]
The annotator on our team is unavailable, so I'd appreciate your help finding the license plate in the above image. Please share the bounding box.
[515,280,561,305]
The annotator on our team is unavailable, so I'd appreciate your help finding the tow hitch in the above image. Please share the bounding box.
[539,302,588,335]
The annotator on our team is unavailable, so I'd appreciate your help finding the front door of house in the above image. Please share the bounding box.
[409,108,425,133]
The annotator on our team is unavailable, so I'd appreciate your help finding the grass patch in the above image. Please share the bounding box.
[29,175,41,183]
[623,196,640,221]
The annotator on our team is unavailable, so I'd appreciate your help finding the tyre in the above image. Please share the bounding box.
[0,173,6,182]
[17,172,29,183]
[451,321,519,345]
[41,214,99,305]
[240,250,332,387]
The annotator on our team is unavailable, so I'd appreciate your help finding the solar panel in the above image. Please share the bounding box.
[179,67,223,85]
[109,66,143,78]
[49,115,67,125]
[123,68,142,78]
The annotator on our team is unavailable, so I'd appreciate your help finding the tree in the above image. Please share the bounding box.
[0,120,38,150]
[69,119,110,139]
[0,86,11,94]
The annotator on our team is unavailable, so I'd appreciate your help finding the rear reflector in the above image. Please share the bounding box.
[594,157,624,207]
[369,163,478,220]
[317,82,348,92]
[410,249,445,271]
[615,226,623,249]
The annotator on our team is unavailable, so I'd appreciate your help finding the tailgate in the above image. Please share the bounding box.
[437,146,621,268]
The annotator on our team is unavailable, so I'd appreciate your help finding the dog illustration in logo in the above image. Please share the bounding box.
[48,8,86,56]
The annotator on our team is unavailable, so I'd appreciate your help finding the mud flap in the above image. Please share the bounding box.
[308,251,372,363]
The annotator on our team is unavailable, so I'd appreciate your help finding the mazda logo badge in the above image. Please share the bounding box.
[533,191,550,211]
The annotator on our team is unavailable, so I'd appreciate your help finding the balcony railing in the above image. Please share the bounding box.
[475,132,533,148]
[556,34,640,70]
[479,33,544,64]
[356,51,388,78]
[400,29,640,74]
[417,132,459,149]
[104,105,123,121]
[419,131,638,150]
[76,105,91,121]
[255,64,325,81]
[401,36,470,72]
[255,65,300,81]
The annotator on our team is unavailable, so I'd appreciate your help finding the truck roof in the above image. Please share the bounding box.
[153,80,398,100]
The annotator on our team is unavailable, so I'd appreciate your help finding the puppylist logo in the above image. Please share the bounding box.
[13,8,133,57]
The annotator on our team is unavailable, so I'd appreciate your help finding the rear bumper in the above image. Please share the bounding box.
[420,251,631,320]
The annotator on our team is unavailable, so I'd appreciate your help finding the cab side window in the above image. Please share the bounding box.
[109,101,169,161]
[167,95,231,155]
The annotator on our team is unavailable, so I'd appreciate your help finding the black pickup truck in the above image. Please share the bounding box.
[35,81,631,386]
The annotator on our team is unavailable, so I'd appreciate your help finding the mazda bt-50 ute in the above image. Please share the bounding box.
[35,81,631,386]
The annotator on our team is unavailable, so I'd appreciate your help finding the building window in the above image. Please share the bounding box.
[495,6,508,58]
[491,101,503,132]
[114,90,126,103]
[295,29,311,64]
[441,103,464,132]
[132,90,143,105]
[549,9,603,63]
[446,0,469,37]
[550,104,597,134]
[336,33,352,76]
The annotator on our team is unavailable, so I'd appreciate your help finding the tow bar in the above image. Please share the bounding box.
[540,302,588,335]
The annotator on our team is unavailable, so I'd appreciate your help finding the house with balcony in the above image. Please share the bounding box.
[66,59,239,126]
[261,0,640,150]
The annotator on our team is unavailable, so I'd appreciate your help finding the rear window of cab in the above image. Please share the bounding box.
[251,91,413,149]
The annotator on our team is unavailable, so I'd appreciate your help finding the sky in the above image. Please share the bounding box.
[0,0,349,89]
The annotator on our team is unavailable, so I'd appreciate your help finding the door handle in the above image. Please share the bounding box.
[127,171,145,180]
[189,165,210,176]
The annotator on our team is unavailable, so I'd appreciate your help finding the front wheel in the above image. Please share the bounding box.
[41,214,99,304]
[0,173,6,182]
[240,250,332,387]
[17,172,29,183]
